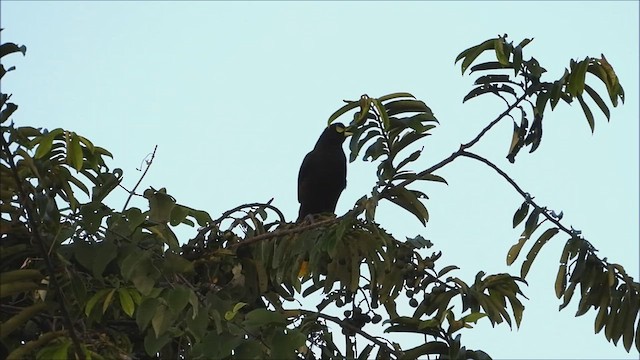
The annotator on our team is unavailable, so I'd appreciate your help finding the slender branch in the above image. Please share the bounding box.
[458,150,632,284]
[459,150,572,234]
[300,309,401,359]
[228,216,340,249]
[385,92,529,194]
[122,145,157,211]
[0,134,85,359]
[211,199,286,226]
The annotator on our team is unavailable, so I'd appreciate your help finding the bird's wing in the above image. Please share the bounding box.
[297,151,315,203]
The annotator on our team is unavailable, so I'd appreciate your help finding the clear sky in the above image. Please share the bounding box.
[2,1,638,359]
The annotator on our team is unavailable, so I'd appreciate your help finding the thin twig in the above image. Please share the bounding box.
[122,145,157,211]
[0,134,85,359]
[457,150,632,284]
[459,150,571,235]
[385,92,529,195]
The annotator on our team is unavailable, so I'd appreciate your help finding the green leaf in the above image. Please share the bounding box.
[357,345,374,360]
[163,251,194,274]
[520,228,559,278]
[469,61,511,73]
[550,70,569,110]
[73,238,117,278]
[512,45,523,75]
[583,84,610,121]
[506,236,527,266]
[233,340,264,359]
[435,266,458,280]
[151,304,175,337]
[0,302,48,338]
[136,298,160,330]
[145,188,177,223]
[362,137,387,162]
[0,103,18,124]
[102,288,116,314]
[567,57,590,96]
[512,201,529,228]
[597,55,625,106]
[577,94,595,133]
[68,132,83,171]
[118,288,135,317]
[383,187,428,225]
[555,265,567,299]
[169,205,190,226]
[378,92,415,102]
[523,207,540,238]
[350,127,381,162]
[455,38,498,75]
[148,224,180,250]
[495,37,509,65]
[392,132,429,156]
[164,287,192,315]
[417,172,447,184]
[85,288,111,317]
[402,341,448,359]
[395,150,421,172]
[373,98,391,130]
[143,332,171,357]
[384,99,432,117]
[327,99,360,125]
[224,302,247,321]
[34,129,63,159]
[461,312,487,324]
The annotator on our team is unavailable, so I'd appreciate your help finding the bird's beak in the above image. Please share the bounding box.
[340,125,354,137]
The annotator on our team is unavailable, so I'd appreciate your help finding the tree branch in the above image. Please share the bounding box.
[385,92,529,195]
[228,216,340,250]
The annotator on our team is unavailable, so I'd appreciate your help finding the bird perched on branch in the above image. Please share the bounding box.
[297,123,350,222]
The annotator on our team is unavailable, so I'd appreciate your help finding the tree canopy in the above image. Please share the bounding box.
[0,32,637,359]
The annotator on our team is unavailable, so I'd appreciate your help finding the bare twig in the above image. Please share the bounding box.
[122,145,157,211]
[0,134,85,359]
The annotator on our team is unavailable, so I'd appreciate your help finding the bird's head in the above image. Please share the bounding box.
[314,123,352,149]
[330,122,353,138]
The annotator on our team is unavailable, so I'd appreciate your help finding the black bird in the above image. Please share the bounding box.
[297,123,350,222]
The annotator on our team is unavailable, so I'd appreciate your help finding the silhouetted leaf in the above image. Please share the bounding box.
[469,61,511,73]
[584,84,610,121]
[555,265,567,299]
[384,99,432,117]
[327,100,359,125]
[512,201,529,228]
[577,95,595,133]
[474,74,512,85]
[567,57,589,97]
[455,38,498,75]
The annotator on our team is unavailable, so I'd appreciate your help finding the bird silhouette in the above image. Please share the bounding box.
[297,123,349,222]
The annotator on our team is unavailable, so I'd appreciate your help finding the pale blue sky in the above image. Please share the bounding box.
[2,1,638,359]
